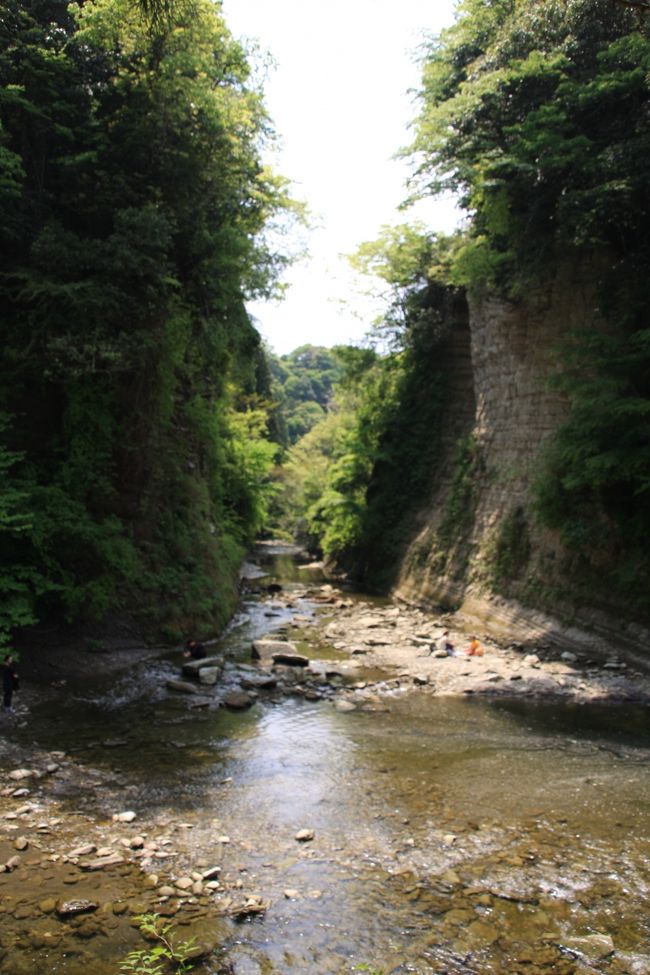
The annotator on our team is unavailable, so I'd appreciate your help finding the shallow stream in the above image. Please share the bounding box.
[4,549,650,975]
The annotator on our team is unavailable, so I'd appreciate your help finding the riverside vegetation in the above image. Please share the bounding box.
[2,0,650,655]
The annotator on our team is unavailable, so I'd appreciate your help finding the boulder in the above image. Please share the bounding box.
[240,673,277,690]
[252,639,298,661]
[166,679,200,695]
[198,667,222,686]
[182,656,224,679]
[222,692,253,710]
[272,652,309,667]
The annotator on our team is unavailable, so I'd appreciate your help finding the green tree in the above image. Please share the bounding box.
[0,0,294,642]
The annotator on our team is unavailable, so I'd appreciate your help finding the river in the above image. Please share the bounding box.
[2,547,650,975]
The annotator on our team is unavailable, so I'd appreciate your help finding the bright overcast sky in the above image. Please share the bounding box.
[221,0,460,354]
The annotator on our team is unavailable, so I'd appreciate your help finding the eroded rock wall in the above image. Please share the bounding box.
[394,267,643,650]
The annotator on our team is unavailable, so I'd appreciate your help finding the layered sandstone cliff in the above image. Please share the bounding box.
[394,269,646,652]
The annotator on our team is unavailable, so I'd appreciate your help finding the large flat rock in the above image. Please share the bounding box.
[182,655,224,678]
[252,639,298,661]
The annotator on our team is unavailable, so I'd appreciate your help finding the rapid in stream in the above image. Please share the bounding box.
[3,547,650,975]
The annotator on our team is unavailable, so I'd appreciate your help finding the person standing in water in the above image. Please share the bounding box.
[2,655,19,711]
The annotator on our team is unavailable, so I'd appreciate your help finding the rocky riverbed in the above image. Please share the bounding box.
[1,560,650,975]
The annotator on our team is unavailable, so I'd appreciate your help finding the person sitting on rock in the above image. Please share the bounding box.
[465,636,484,657]
[184,639,207,660]
[432,630,456,656]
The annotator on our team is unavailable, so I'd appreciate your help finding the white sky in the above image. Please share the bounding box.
[221,0,461,354]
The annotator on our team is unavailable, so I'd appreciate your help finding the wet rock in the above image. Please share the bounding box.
[227,895,269,919]
[166,679,201,695]
[13,836,28,851]
[5,855,20,871]
[334,699,356,712]
[182,656,224,679]
[157,886,175,897]
[467,920,500,944]
[295,829,315,842]
[562,934,615,958]
[113,810,137,823]
[240,673,277,690]
[202,866,221,880]
[252,639,297,661]
[175,877,194,890]
[284,888,300,899]
[271,651,309,667]
[69,844,97,858]
[223,692,253,710]
[80,853,125,871]
[56,899,99,918]
[39,897,58,914]
[8,769,33,781]
[198,667,222,686]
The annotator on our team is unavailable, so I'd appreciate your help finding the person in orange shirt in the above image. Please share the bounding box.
[465,636,484,657]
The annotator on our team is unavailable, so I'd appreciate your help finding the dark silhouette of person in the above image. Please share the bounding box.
[2,655,18,711]
[184,639,207,660]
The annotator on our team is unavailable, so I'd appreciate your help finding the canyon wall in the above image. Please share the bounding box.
[394,267,647,652]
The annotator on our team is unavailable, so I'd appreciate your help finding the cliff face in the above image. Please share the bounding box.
[394,267,642,648]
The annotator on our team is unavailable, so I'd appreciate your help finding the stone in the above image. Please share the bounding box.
[175,877,194,890]
[334,700,356,712]
[39,898,57,914]
[272,652,309,667]
[69,844,96,858]
[561,934,615,959]
[240,673,277,690]
[198,667,222,686]
[79,854,125,871]
[560,651,578,663]
[222,692,253,710]
[252,639,298,661]
[201,866,221,880]
[113,811,137,823]
[5,856,20,871]
[166,679,200,695]
[56,899,99,918]
[295,829,315,842]
[157,886,175,897]
[467,920,500,944]
[182,656,224,678]
[13,837,28,851]
[284,889,300,899]
[8,769,33,781]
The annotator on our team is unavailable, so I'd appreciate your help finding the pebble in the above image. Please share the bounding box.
[295,829,315,842]
[175,877,194,890]
[112,811,137,823]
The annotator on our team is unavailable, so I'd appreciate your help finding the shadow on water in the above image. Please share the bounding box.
[484,696,650,751]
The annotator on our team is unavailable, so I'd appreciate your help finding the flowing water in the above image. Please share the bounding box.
[5,549,650,975]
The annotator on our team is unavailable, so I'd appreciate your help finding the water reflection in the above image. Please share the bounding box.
[12,552,650,974]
